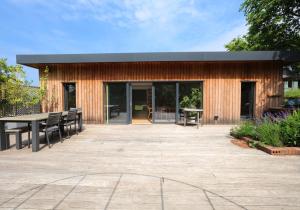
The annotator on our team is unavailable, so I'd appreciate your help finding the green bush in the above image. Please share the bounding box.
[230,121,256,139]
[230,111,300,147]
[256,120,282,147]
[280,110,300,146]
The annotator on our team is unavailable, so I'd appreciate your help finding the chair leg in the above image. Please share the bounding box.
[28,131,31,148]
[58,128,62,143]
[67,125,70,138]
[75,122,78,135]
[45,131,51,148]
[5,134,10,149]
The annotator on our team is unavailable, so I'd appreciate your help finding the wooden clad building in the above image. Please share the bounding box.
[16,51,300,124]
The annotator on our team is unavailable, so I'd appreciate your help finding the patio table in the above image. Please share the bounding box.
[0,111,82,152]
[183,108,203,129]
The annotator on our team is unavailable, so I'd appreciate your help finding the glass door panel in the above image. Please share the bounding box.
[63,83,76,111]
[241,82,255,119]
[105,83,128,124]
[178,82,203,123]
[154,82,176,123]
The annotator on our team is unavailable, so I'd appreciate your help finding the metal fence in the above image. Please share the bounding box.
[0,100,40,118]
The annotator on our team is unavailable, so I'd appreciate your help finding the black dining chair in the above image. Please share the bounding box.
[40,112,62,148]
[61,110,77,138]
[70,107,82,128]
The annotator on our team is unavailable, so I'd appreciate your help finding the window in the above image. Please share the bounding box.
[63,83,76,111]
[288,80,293,88]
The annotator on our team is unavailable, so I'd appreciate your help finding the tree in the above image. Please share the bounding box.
[0,58,48,114]
[225,36,249,51]
[225,0,300,51]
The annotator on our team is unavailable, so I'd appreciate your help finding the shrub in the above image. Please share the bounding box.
[280,110,300,146]
[230,121,256,139]
[256,120,282,147]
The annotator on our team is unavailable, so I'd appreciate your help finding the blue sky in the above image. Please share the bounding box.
[0,0,247,86]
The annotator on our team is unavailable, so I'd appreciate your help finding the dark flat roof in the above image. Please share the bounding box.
[16,51,300,67]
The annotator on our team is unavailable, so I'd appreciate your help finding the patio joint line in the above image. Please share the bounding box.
[53,174,87,210]
[13,184,47,210]
[0,184,42,207]
[160,177,165,210]
[203,190,215,210]
[104,173,123,210]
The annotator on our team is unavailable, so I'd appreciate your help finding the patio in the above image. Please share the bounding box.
[0,124,300,210]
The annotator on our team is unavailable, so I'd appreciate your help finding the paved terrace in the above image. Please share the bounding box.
[0,125,300,210]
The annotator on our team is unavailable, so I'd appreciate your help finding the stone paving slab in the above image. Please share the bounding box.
[0,124,300,210]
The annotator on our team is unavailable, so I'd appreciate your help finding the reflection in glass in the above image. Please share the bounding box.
[178,82,203,122]
[105,83,128,124]
[154,82,176,123]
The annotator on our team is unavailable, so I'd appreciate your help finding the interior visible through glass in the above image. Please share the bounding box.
[131,82,152,124]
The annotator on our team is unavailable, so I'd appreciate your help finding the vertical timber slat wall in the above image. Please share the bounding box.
[40,61,283,124]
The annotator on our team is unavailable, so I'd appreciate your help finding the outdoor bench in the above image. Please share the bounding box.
[5,126,30,149]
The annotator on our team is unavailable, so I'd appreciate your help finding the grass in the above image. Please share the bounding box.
[285,88,300,98]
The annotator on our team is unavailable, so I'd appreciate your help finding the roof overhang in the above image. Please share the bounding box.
[16,51,300,68]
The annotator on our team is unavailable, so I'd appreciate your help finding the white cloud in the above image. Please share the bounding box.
[11,0,207,27]
[8,0,246,52]
[189,23,248,51]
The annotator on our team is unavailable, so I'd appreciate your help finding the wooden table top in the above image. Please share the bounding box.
[0,111,82,122]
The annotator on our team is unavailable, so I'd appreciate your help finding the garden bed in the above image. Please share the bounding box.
[230,110,300,155]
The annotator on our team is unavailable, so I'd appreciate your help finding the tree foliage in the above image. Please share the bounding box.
[0,58,48,109]
[226,0,300,51]
[225,36,249,51]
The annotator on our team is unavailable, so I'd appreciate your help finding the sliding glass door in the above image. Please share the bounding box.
[104,83,129,124]
[103,81,203,124]
[154,82,176,123]
[178,82,203,123]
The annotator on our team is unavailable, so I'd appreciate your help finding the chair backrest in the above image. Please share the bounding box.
[46,112,62,127]
[66,110,77,121]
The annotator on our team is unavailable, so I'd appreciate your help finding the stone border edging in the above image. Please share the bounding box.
[240,137,300,156]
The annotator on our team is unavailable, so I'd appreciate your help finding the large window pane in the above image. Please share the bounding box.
[179,82,203,109]
[178,82,203,122]
[64,83,76,111]
[154,82,176,123]
[105,83,128,124]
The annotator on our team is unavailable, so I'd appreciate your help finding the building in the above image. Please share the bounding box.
[16,51,300,124]
[283,64,300,92]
